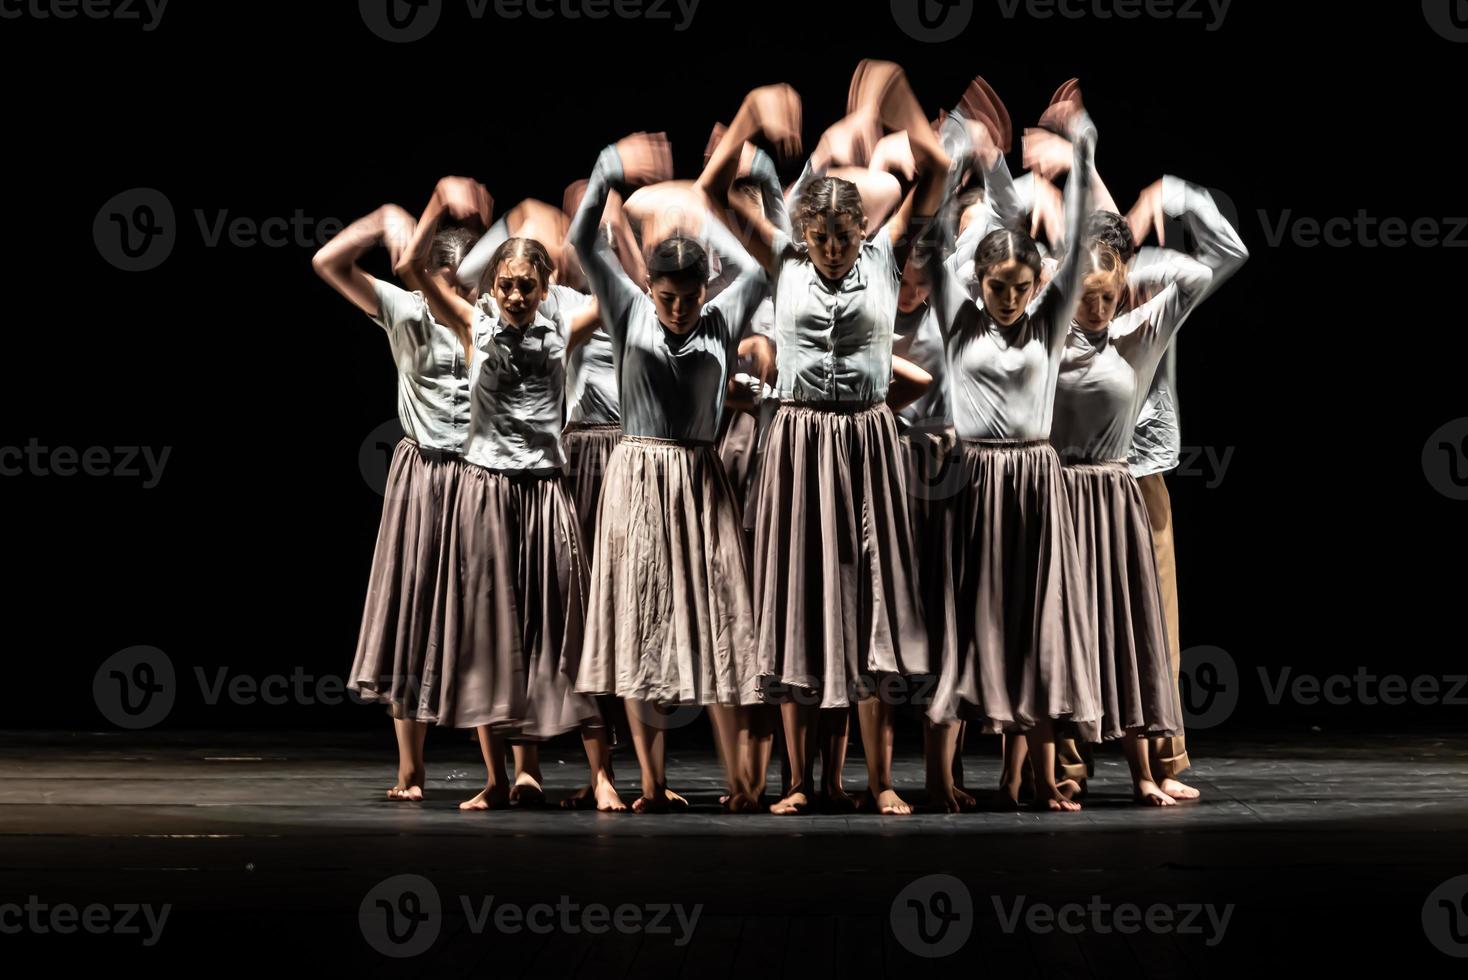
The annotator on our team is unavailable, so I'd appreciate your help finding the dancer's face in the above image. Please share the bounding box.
[648,274,706,333]
[803,211,866,281]
[492,257,544,327]
[898,257,931,314]
[981,259,1037,326]
[1076,272,1122,333]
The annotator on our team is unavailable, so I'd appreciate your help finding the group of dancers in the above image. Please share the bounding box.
[314,61,1247,815]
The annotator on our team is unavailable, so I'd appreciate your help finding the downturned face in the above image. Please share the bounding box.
[1076,271,1122,333]
[492,257,544,326]
[649,275,706,333]
[898,257,932,314]
[803,212,866,281]
[981,258,1037,326]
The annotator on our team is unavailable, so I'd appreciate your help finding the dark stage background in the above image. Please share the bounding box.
[2,0,1463,738]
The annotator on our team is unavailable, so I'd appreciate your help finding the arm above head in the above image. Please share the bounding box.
[395,178,492,345]
[1032,110,1098,344]
[312,203,416,318]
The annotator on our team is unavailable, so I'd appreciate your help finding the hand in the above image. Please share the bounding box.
[815,108,882,168]
[847,58,902,111]
[869,131,916,182]
[613,132,675,187]
[1022,128,1074,181]
[1030,175,1066,246]
[745,84,803,161]
[955,74,1012,153]
[741,334,776,388]
[435,176,493,227]
[1127,178,1166,248]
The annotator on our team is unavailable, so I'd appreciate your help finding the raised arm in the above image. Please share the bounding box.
[567,134,672,342]
[1031,109,1098,348]
[312,204,417,317]
[703,202,769,357]
[699,86,804,275]
[1129,175,1249,296]
[394,177,493,346]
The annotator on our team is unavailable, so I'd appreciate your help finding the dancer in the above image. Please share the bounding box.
[1050,175,1247,804]
[707,64,949,815]
[570,132,775,813]
[317,204,474,803]
[398,176,623,812]
[920,95,1101,813]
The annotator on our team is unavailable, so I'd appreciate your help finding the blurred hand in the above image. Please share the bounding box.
[869,131,916,182]
[1030,174,1066,246]
[816,108,882,168]
[613,132,675,187]
[1022,128,1073,181]
[435,176,493,227]
[745,84,803,161]
[1127,178,1166,248]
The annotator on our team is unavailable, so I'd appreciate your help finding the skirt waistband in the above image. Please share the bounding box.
[404,439,462,463]
[1064,457,1131,470]
[620,434,716,449]
[778,399,880,413]
[960,437,1049,449]
[564,421,621,434]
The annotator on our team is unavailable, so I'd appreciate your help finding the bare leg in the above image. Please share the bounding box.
[742,703,776,805]
[583,724,626,811]
[818,706,857,812]
[460,726,510,811]
[1125,730,1176,807]
[924,719,966,812]
[1028,718,1081,812]
[625,699,689,813]
[771,700,818,814]
[510,744,545,807]
[857,695,911,814]
[709,704,757,812]
[949,720,976,809]
[387,718,428,801]
[1000,733,1028,808]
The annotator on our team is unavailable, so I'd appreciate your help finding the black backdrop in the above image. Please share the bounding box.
[4,0,1464,735]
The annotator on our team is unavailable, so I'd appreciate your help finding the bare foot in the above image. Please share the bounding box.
[387,765,426,801]
[953,785,978,811]
[865,789,913,815]
[1159,777,1200,801]
[631,788,689,813]
[595,777,627,813]
[723,792,762,814]
[1133,779,1177,807]
[1057,778,1086,801]
[1035,785,1082,812]
[820,787,858,814]
[459,783,510,811]
[770,790,811,815]
[927,785,967,814]
[510,772,546,808]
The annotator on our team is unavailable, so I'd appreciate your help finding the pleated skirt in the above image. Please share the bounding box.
[578,436,762,706]
[753,402,929,708]
[348,438,462,721]
[1061,460,1185,739]
[437,464,601,737]
[928,439,1101,742]
[562,421,621,552]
